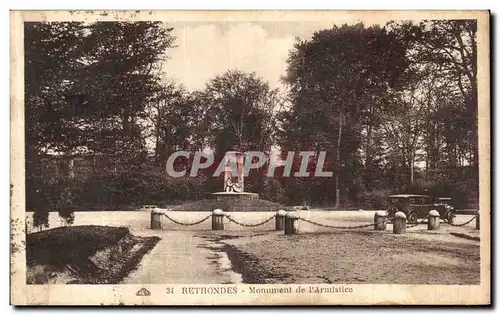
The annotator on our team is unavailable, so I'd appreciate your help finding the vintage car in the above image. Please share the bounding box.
[386,194,455,224]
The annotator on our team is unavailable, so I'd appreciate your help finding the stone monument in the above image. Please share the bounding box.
[212,151,259,200]
[223,151,244,192]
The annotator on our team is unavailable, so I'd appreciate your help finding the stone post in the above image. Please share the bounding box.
[275,210,287,231]
[150,209,163,230]
[427,210,440,230]
[284,212,299,235]
[212,209,224,230]
[476,213,480,230]
[374,210,388,231]
[393,211,406,234]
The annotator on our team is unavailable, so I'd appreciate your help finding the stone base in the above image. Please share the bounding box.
[211,192,260,201]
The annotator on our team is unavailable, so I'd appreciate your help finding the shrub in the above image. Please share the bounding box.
[356,189,393,209]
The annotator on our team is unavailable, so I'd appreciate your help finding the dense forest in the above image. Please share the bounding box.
[24,20,479,228]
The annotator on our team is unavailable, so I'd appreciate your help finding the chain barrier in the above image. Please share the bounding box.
[159,211,475,230]
[448,215,476,227]
[405,215,477,228]
[224,214,276,227]
[162,213,212,226]
[298,217,390,230]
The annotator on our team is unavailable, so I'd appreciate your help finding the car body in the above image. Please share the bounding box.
[386,194,455,224]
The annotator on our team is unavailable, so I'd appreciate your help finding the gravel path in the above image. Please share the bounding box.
[121,229,241,284]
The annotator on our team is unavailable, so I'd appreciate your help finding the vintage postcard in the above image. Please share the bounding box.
[10,10,490,305]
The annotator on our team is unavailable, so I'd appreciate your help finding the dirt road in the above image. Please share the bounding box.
[214,228,480,285]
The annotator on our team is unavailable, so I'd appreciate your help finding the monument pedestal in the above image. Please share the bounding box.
[211,192,260,201]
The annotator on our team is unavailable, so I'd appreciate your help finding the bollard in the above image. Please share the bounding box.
[393,211,406,234]
[427,210,440,230]
[150,209,163,230]
[275,210,287,231]
[476,213,480,230]
[212,209,224,230]
[374,210,388,231]
[284,212,299,235]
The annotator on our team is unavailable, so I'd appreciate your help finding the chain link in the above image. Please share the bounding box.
[448,215,476,227]
[162,213,212,226]
[224,214,276,227]
[298,217,383,229]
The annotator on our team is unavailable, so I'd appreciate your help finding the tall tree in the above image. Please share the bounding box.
[280,23,409,206]
[25,21,176,227]
[204,70,283,154]
[76,22,175,155]
[199,70,284,194]
[382,88,426,184]
[145,83,212,167]
[25,22,85,227]
[25,22,86,155]
[389,20,478,168]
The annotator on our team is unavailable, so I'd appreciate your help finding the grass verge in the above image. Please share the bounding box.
[27,225,160,284]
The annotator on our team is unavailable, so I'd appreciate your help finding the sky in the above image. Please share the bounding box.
[162,21,344,92]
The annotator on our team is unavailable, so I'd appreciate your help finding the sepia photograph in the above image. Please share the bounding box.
[10,10,490,305]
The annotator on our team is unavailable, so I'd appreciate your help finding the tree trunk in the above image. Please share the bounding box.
[154,108,161,165]
[365,124,373,188]
[410,153,414,183]
[425,141,430,178]
[435,123,440,167]
[335,114,343,208]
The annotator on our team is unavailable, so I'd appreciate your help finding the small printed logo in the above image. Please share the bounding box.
[136,288,151,296]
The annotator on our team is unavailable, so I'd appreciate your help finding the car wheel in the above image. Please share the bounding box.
[446,211,455,224]
[407,212,418,225]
